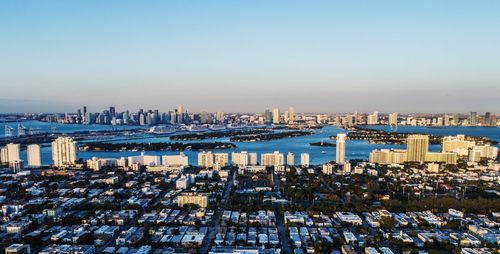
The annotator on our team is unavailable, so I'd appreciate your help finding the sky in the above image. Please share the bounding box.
[1,0,499,113]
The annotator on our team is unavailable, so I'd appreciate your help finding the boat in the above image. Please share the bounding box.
[209,124,226,131]
[148,125,176,134]
[187,125,209,132]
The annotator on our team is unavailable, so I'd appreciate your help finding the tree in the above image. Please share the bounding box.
[380,216,396,231]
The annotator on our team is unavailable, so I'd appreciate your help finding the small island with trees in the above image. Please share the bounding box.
[230,131,312,142]
[169,129,271,141]
[310,141,336,147]
[80,141,236,151]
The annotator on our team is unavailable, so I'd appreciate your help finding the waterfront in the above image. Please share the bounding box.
[0,120,142,137]
[3,121,498,166]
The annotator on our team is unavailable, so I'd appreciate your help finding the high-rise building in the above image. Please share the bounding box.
[288,107,295,123]
[369,149,407,164]
[484,112,492,126]
[336,134,346,164]
[272,108,280,124]
[406,134,429,162]
[470,112,478,126]
[177,193,208,208]
[109,106,116,118]
[453,113,460,125]
[442,135,475,156]
[367,112,379,125]
[261,151,284,166]
[27,144,42,167]
[177,105,186,124]
[81,106,87,123]
[300,153,310,167]
[232,151,257,167]
[444,114,451,126]
[52,137,78,167]
[322,163,333,175]
[0,147,8,164]
[162,153,189,167]
[286,152,295,166]
[215,112,224,124]
[6,143,20,163]
[232,151,249,167]
[214,153,229,168]
[264,109,272,123]
[198,151,214,168]
[388,113,398,126]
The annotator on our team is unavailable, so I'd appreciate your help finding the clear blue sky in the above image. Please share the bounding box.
[1,0,499,113]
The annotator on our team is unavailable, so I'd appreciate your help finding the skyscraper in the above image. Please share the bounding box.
[272,108,280,124]
[288,107,295,123]
[484,112,491,126]
[82,106,87,123]
[470,112,478,126]
[27,144,42,168]
[300,153,310,167]
[52,137,77,167]
[198,151,214,168]
[177,105,185,124]
[406,134,429,162]
[336,134,346,164]
[286,152,295,166]
[215,112,224,124]
[6,143,20,163]
[264,109,272,123]
[0,147,8,164]
[261,151,284,166]
[388,112,398,126]
[109,106,116,118]
[367,111,379,125]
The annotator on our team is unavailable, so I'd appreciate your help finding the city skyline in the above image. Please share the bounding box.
[1,1,500,112]
[0,2,499,254]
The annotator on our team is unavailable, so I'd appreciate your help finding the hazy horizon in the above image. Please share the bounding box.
[1,1,500,113]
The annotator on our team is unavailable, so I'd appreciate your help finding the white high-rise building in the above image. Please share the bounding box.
[300,153,310,167]
[162,153,189,167]
[198,151,228,168]
[288,107,295,123]
[336,134,346,164]
[0,147,8,164]
[198,151,214,168]
[215,112,224,123]
[272,108,280,124]
[27,144,42,167]
[261,151,284,166]
[214,153,229,168]
[232,151,259,167]
[52,137,78,167]
[128,154,161,167]
[248,152,258,165]
[322,163,333,175]
[406,134,429,162]
[367,111,379,125]
[6,143,20,163]
[286,152,295,166]
[388,113,398,126]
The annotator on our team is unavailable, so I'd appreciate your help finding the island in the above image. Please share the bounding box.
[80,142,236,151]
[230,130,312,142]
[169,129,271,141]
[310,141,336,147]
[342,126,495,145]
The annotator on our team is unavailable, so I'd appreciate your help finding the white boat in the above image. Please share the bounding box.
[209,124,226,131]
[148,125,176,134]
[187,125,209,132]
